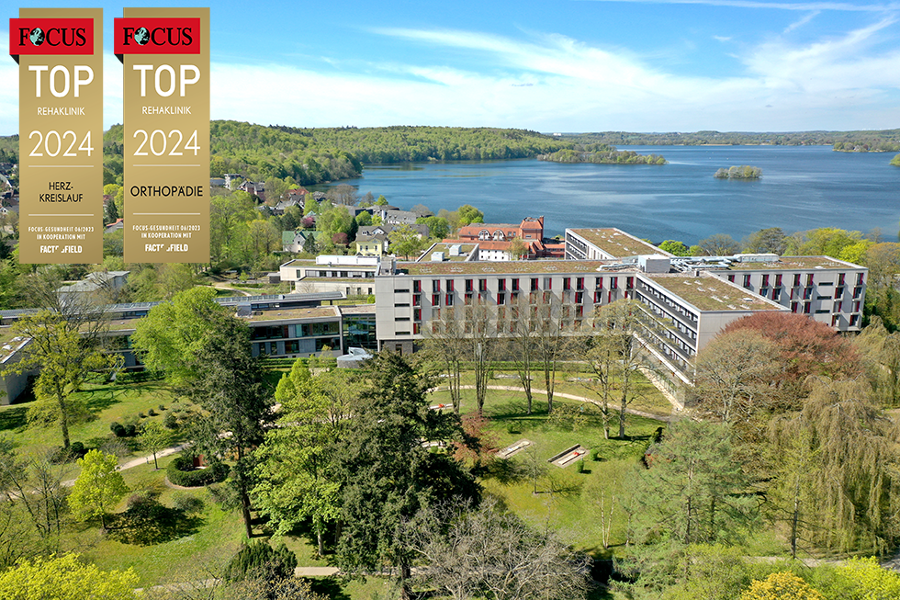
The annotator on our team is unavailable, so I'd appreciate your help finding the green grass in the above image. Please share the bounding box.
[431,386,665,557]
[0,379,184,457]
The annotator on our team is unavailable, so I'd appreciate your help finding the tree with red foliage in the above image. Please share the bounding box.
[720,312,862,408]
[452,413,499,472]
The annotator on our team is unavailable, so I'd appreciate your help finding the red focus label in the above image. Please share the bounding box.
[114,18,200,54]
[9,18,94,56]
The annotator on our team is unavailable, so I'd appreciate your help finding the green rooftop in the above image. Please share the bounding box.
[644,274,786,313]
[725,256,860,271]
[568,228,668,258]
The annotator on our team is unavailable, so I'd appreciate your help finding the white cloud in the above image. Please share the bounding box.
[3,17,900,135]
[784,10,821,32]
[582,0,900,12]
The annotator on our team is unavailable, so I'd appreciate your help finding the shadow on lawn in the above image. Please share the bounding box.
[108,499,204,546]
[308,578,352,600]
[0,405,29,432]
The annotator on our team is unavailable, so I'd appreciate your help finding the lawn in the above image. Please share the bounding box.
[430,386,666,556]
[0,378,186,457]
[2,371,671,598]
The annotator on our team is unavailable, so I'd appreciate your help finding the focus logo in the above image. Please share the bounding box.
[115,18,200,54]
[9,18,93,55]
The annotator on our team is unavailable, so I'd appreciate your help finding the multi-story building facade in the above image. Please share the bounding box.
[374,247,867,400]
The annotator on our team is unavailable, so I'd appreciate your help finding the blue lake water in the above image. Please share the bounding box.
[320,145,900,245]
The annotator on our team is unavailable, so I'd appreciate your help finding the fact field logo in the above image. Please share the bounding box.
[9,18,93,55]
[114,18,200,54]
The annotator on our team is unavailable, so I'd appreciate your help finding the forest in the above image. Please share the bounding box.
[562,129,900,150]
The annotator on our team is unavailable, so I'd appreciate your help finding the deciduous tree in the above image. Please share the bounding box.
[68,450,129,529]
[0,553,137,600]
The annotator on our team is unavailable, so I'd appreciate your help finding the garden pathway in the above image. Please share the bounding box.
[443,385,678,423]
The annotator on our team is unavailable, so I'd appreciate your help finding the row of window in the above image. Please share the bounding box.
[250,322,341,340]
[413,275,634,296]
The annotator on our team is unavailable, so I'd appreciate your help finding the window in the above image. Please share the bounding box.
[610,277,618,290]
[793,273,801,287]
[839,273,846,286]
[834,301,843,313]
[831,315,839,327]
[773,288,781,301]
[576,305,584,318]
[850,314,860,327]
[807,273,814,286]
[803,287,812,300]
[853,301,861,312]
[576,277,585,290]
[804,302,811,314]
[857,273,864,285]
[834,287,843,299]
[543,291,551,304]
[413,280,421,293]
[498,293,506,305]
[432,280,440,293]
[544,277,553,290]
[531,278,539,292]
[498,279,506,291]
[512,278,520,292]
[727,275,735,283]
[594,291,602,303]
[760,288,769,298]
[575,291,584,304]
[479,279,487,292]
[762,274,769,287]
[791,302,799,313]
[447,279,455,292]
[413,294,421,306]
[432,294,440,306]
[446,294,454,306]
[853,287,862,299]
[465,279,473,293]
[626,277,634,290]
[743,274,751,288]
[563,277,571,291]
[595,277,603,289]
[775,274,782,287]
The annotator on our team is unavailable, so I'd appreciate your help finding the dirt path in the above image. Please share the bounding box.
[212,281,252,297]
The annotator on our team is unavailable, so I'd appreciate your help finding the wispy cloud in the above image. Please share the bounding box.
[579,0,900,11]
[784,10,821,32]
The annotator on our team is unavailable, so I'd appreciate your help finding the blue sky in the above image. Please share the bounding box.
[3,0,900,134]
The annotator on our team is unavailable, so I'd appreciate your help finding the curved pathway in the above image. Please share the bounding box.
[437,385,678,423]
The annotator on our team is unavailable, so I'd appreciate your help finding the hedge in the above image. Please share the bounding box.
[166,455,229,487]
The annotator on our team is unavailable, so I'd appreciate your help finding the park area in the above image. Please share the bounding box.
[0,365,676,599]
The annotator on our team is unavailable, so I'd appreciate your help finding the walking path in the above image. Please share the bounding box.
[440,385,678,423]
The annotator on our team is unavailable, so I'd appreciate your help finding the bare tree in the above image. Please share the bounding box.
[408,498,593,600]
[692,329,781,423]
[589,300,655,438]
[421,306,467,413]
[507,294,537,414]
[467,299,502,415]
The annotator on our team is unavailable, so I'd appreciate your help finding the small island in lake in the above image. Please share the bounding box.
[715,165,762,180]
[890,154,900,166]
[538,143,666,165]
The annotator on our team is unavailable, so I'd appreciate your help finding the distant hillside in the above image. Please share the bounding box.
[268,124,570,163]
[561,130,900,151]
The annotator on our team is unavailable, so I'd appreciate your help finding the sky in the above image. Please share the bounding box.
[2,0,900,135]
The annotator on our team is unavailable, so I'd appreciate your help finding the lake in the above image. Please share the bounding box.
[319,145,900,245]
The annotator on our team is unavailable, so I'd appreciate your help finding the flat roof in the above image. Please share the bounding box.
[399,259,635,276]
[244,306,340,322]
[643,274,786,313]
[725,256,862,271]
[568,228,668,258]
[339,304,377,316]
